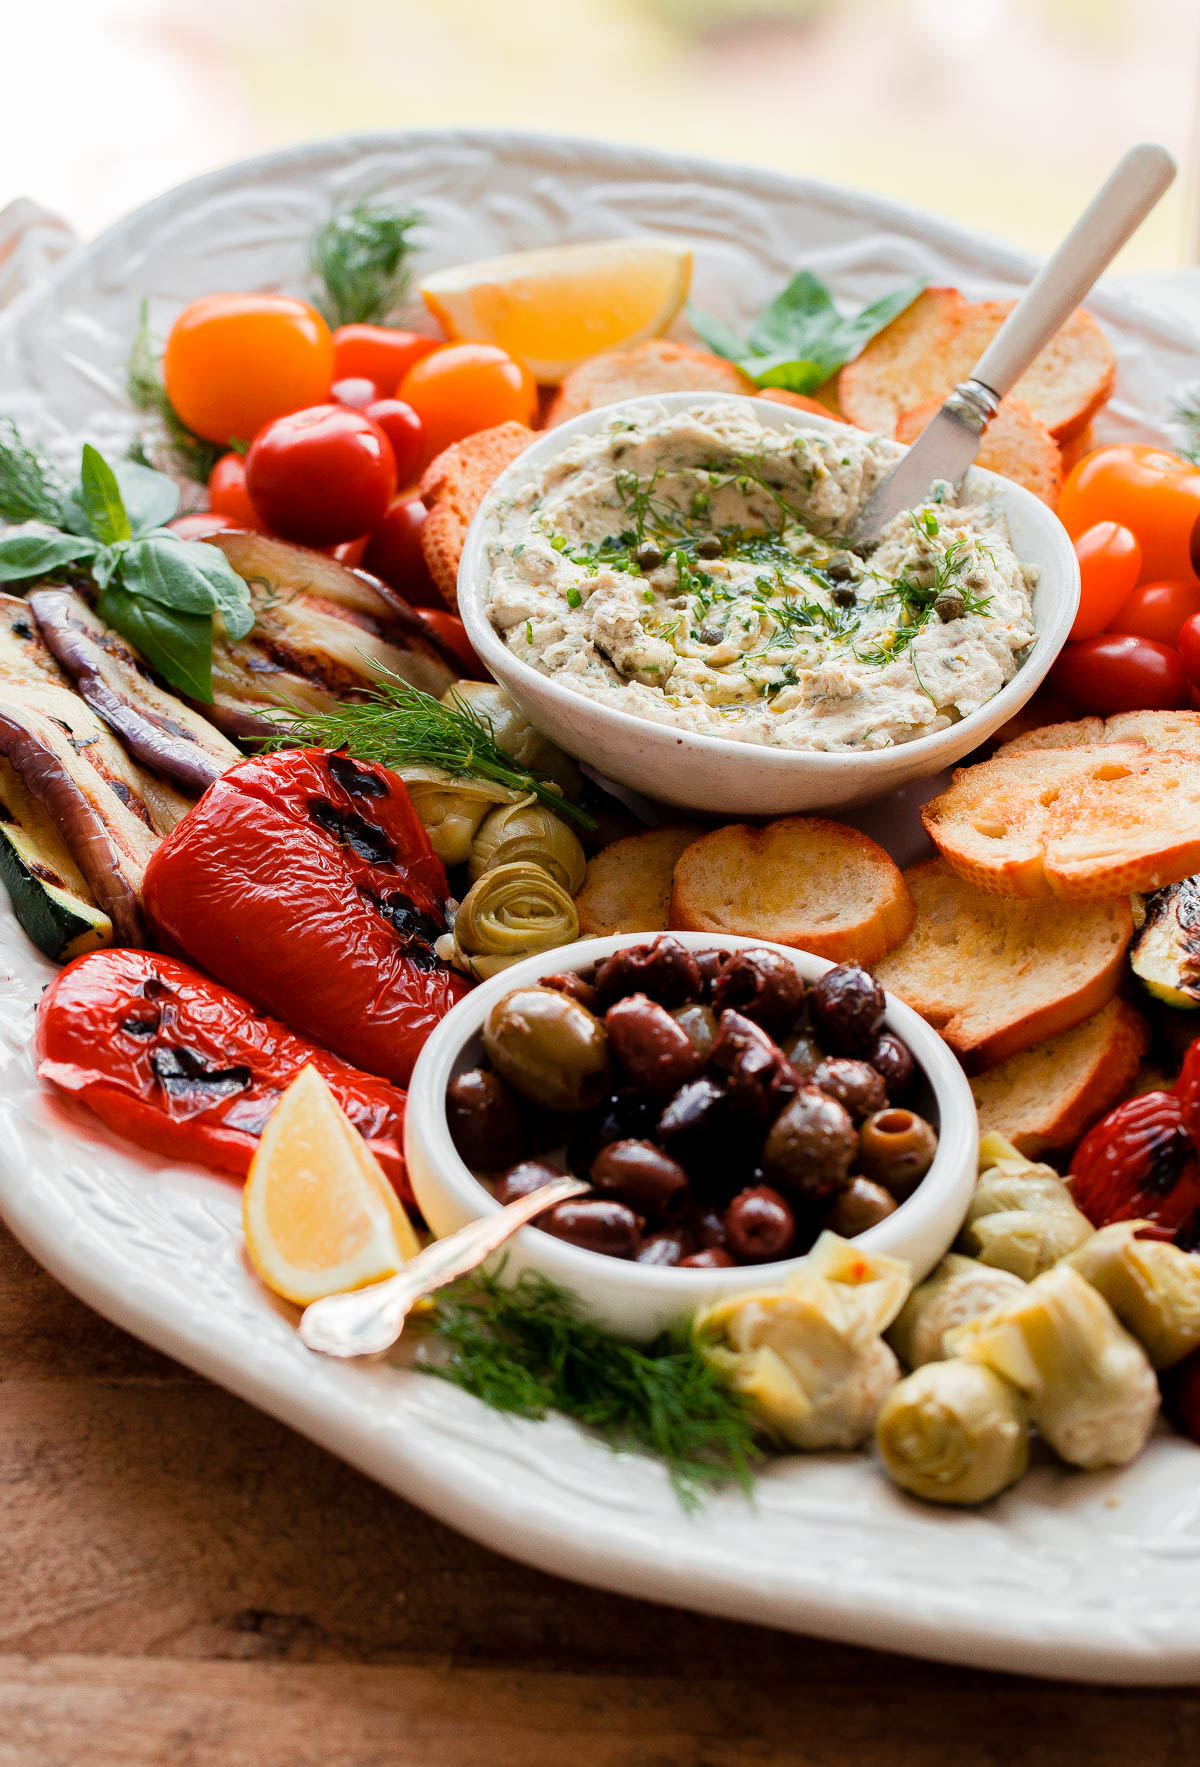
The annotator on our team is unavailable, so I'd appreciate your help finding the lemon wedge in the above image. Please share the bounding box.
[243,1065,419,1306]
[420,238,693,383]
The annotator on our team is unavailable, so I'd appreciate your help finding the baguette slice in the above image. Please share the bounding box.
[970,999,1149,1157]
[874,858,1132,1070]
[575,823,702,937]
[896,394,1062,505]
[668,816,912,964]
[923,744,1200,899]
[546,338,753,426]
[419,421,535,609]
[996,709,1200,760]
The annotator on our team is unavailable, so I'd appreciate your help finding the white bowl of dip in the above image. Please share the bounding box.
[405,932,978,1341]
[457,393,1079,816]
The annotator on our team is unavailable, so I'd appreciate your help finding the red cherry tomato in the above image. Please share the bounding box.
[1050,633,1187,714]
[416,607,486,678]
[1108,578,1200,648]
[1069,522,1142,639]
[329,535,368,567]
[163,293,333,444]
[361,495,442,606]
[331,325,440,396]
[1058,445,1200,585]
[1178,613,1200,687]
[168,511,236,540]
[330,376,380,412]
[245,405,397,547]
[400,342,537,465]
[207,451,262,529]
[364,399,424,485]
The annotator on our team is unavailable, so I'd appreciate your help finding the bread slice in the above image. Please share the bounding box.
[874,858,1132,1070]
[896,394,1062,505]
[924,744,1200,899]
[839,289,1114,439]
[970,999,1149,1157]
[996,709,1200,760]
[575,823,702,937]
[668,816,913,963]
[419,421,535,608]
[546,338,753,426]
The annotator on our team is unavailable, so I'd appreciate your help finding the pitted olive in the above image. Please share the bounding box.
[711,946,805,1032]
[592,935,702,1008]
[858,1108,938,1199]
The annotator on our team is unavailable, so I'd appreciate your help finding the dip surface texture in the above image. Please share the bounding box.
[484,404,1037,752]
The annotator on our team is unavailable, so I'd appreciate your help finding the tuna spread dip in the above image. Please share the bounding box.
[483,402,1038,751]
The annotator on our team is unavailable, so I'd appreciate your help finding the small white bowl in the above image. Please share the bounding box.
[406,932,977,1340]
[457,393,1079,817]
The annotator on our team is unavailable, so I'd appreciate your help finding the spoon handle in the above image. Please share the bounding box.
[971,142,1175,400]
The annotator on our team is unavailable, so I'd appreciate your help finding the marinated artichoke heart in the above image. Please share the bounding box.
[438,860,580,980]
[696,1232,912,1450]
[960,1132,1093,1279]
[1067,1220,1200,1369]
[398,766,522,866]
[443,680,583,798]
[467,795,587,894]
[1130,876,1200,1009]
[948,1264,1159,1470]
[888,1253,1027,1369]
[875,1359,1030,1506]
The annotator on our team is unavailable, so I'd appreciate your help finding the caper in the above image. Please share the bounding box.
[825,550,856,580]
[697,625,724,646]
[934,588,966,623]
[695,535,723,559]
[483,986,610,1113]
[636,541,664,571]
[830,585,857,608]
[964,568,988,591]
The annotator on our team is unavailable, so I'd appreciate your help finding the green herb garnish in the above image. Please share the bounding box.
[310,200,422,328]
[126,298,225,482]
[1174,397,1200,464]
[688,270,927,396]
[265,674,596,833]
[0,426,254,701]
[418,1268,760,1508]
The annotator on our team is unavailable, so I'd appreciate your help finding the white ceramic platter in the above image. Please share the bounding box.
[3,130,1200,1683]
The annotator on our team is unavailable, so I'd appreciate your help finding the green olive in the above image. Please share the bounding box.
[824,1176,897,1237]
[670,1002,719,1062]
[482,986,610,1113]
[781,1030,823,1076]
[857,1108,938,1200]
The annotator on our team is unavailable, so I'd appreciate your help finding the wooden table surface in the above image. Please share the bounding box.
[3,1219,1198,1767]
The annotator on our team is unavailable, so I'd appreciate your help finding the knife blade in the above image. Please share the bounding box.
[849,379,998,549]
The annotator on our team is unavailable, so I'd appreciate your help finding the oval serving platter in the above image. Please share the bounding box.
[2,129,1200,1683]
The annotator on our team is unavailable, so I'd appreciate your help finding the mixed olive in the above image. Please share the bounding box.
[445,936,939,1268]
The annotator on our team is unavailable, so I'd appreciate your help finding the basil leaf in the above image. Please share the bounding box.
[119,535,221,615]
[822,276,929,368]
[746,271,837,357]
[0,531,97,582]
[62,444,133,545]
[97,584,214,703]
[685,303,752,365]
[181,539,255,640]
[750,358,828,396]
[110,457,180,535]
[91,542,127,591]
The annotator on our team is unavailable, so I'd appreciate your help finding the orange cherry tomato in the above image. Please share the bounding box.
[399,343,537,465]
[1070,522,1142,639]
[1057,445,1200,586]
[207,451,261,528]
[332,325,440,397]
[163,294,333,444]
[1109,578,1200,648]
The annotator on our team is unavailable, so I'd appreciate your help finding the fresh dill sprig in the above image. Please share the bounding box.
[310,201,422,328]
[418,1268,761,1509]
[126,298,224,482]
[1174,397,1200,464]
[264,673,596,833]
[0,418,64,525]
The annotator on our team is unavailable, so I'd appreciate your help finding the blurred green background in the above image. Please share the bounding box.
[6,0,1197,264]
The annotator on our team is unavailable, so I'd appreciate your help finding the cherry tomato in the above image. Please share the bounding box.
[400,342,537,465]
[1069,522,1142,639]
[207,451,261,528]
[163,294,333,444]
[245,406,397,547]
[1050,633,1187,714]
[416,607,486,678]
[331,325,440,396]
[361,496,441,607]
[364,399,424,485]
[330,376,379,412]
[329,535,368,567]
[1178,613,1200,687]
[168,511,236,540]
[1058,445,1200,585]
[1109,578,1200,648]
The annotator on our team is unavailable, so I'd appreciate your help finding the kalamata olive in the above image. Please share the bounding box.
[762,1085,856,1203]
[825,1176,898,1236]
[868,1030,915,1101]
[659,1076,728,1143]
[569,1087,661,1175]
[591,1139,690,1218]
[810,1057,887,1121]
[692,1206,728,1249]
[541,971,599,1010]
[858,1109,938,1200]
[709,1009,797,1119]
[494,1159,563,1205]
[592,935,701,1009]
[483,986,610,1113]
[712,946,806,1032]
[670,1001,719,1062]
[539,1197,642,1258]
[693,949,728,997]
[446,1068,526,1170]
[807,965,886,1055]
[605,993,702,1096]
[679,1247,736,1268]
[726,1184,796,1262]
[637,1232,687,1267]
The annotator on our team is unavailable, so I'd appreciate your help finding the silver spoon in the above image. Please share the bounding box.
[298,1175,588,1358]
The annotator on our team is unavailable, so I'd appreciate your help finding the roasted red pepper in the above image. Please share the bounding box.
[1069,1088,1200,1239]
[36,947,413,1199]
[143,748,470,1086]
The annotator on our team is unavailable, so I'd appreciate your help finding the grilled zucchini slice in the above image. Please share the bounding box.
[0,757,111,961]
[1130,877,1200,1009]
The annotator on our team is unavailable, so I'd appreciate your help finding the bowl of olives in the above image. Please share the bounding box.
[406,932,977,1339]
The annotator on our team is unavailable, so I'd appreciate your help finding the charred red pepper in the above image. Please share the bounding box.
[143,748,469,1086]
[36,947,413,1200]
[1069,1087,1200,1240]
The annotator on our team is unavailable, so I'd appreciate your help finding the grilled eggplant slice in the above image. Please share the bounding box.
[28,588,240,794]
[0,756,112,961]
[203,531,454,738]
[1131,877,1200,1009]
